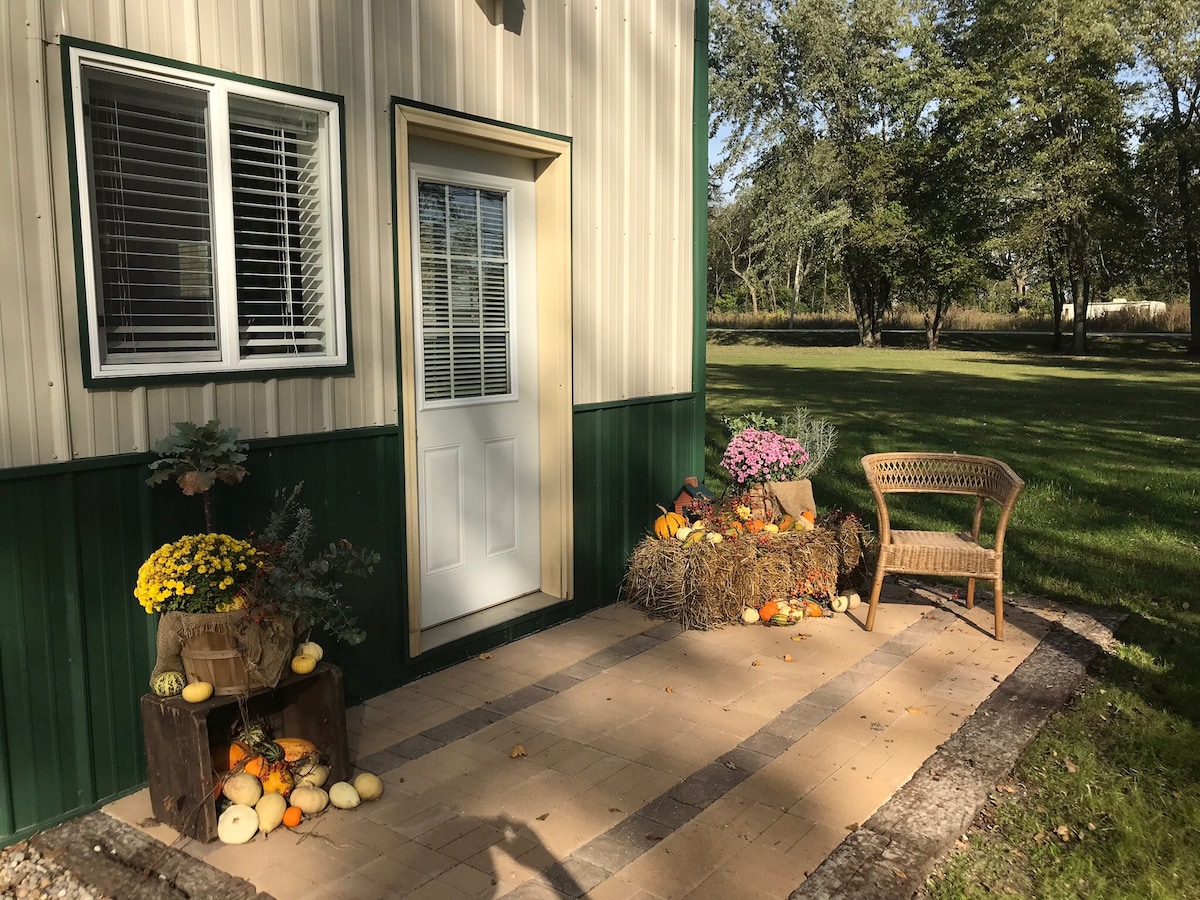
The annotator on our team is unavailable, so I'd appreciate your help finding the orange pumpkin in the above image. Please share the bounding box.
[800,510,816,524]
[275,737,319,764]
[282,806,303,828]
[213,740,266,777]
[745,519,766,534]
[777,515,796,532]
[806,600,823,618]
[759,601,781,622]
[260,765,295,796]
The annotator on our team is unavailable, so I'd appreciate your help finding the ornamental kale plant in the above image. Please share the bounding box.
[720,427,809,485]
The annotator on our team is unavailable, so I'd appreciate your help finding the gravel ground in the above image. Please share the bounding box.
[1,843,109,900]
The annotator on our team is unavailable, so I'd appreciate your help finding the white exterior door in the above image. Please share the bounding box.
[409,142,540,629]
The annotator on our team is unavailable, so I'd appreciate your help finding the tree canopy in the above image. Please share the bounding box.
[710,0,1200,354]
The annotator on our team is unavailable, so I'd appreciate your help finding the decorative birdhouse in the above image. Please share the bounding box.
[673,476,716,517]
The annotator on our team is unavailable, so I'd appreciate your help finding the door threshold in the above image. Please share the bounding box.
[419,591,565,653]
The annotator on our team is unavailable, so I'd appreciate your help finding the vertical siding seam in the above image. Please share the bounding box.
[361,0,382,429]
[309,0,321,88]
[28,3,73,465]
[647,0,658,395]
[621,0,631,400]
[251,0,266,78]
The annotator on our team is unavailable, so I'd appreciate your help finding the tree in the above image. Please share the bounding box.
[1131,0,1200,354]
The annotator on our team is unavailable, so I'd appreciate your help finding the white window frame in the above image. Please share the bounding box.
[66,43,349,381]
[410,164,520,412]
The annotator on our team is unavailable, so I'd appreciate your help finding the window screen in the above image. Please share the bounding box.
[417,181,511,403]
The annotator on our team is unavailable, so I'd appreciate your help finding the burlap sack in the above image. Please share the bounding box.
[151,609,295,692]
[745,479,817,521]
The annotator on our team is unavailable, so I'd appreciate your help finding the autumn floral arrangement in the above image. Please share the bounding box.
[720,427,809,486]
[135,533,259,615]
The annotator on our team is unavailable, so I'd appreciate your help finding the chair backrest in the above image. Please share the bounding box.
[861,452,1024,507]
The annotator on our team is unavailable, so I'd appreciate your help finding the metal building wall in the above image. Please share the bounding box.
[0,0,695,469]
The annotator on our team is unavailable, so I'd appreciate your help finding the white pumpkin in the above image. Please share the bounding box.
[296,762,330,789]
[741,607,759,625]
[222,772,263,807]
[845,591,862,610]
[830,594,850,614]
[296,641,324,662]
[290,785,329,815]
[353,773,383,801]
[255,792,288,833]
[217,804,259,844]
[328,781,361,810]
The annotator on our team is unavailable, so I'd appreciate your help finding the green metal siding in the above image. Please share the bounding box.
[0,396,703,844]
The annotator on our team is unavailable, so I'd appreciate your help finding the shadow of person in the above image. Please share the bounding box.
[480,814,588,899]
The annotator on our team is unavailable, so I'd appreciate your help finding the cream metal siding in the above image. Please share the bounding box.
[0,0,694,468]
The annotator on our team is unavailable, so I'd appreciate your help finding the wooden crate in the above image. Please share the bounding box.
[140,662,349,842]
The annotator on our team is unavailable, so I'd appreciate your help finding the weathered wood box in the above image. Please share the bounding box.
[139,662,349,842]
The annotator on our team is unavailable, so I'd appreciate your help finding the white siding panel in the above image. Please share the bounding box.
[2,0,694,467]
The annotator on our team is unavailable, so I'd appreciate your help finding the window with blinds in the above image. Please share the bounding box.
[69,44,347,381]
[416,181,512,404]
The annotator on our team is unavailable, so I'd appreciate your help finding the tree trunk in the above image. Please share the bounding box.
[1066,220,1089,355]
[1173,98,1200,355]
[924,290,944,350]
[1047,243,1064,352]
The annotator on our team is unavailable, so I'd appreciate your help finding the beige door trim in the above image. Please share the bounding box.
[394,105,573,658]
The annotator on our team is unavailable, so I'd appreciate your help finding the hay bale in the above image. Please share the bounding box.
[621,520,868,630]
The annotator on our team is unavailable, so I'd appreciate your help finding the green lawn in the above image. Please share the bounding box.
[705,338,1200,899]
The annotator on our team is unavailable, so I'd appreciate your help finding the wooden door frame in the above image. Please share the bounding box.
[393,102,573,657]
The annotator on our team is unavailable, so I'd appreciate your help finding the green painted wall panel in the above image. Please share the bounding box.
[1,396,702,844]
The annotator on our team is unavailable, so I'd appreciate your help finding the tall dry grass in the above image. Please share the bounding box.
[707,301,1191,333]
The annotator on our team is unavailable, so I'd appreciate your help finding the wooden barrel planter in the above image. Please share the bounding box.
[180,625,253,696]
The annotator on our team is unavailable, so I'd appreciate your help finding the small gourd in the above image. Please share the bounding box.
[275,738,319,764]
[777,515,796,532]
[217,804,259,844]
[223,772,263,807]
[762,523,779,534]
[741,607,759,625]
[675,526,693,541]
[682,531,705,547]
[745,519,766,534]
[328,781,361,810]
[845,591,862,610]
[290,654,318,675]
[296,762,330,789]
[296,641,324,662]
[705,532,724,544]
[150,671,187,698]
[181,681,213,703]
[806,600,823,619]
[290,785,330,815]
[830,594,850,614]
[759,601,781,623]
[769,613,790,627]
[255,792,288,833]
[653,507,687,540]
[353,772,384,801]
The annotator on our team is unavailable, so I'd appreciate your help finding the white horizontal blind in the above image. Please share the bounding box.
[417,181,510,403]
[83,74,219,363]
[229,98,329,358]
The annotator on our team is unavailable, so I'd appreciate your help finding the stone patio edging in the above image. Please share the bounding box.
[789,603,1126,900]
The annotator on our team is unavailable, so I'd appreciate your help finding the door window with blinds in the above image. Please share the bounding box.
[65,43,348,381]
[413,176,514,407]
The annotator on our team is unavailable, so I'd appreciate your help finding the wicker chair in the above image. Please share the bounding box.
[861,453,1024,640]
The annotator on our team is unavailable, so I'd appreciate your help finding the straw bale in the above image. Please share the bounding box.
[622,516,870,630]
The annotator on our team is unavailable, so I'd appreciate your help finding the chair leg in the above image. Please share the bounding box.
[994,576,1004,641]
[965,577,976,609]
[864,563,887,632]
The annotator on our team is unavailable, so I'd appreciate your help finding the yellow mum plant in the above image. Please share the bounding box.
[135,533,259,615]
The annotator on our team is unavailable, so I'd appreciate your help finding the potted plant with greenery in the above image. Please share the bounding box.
[721,407,837,520]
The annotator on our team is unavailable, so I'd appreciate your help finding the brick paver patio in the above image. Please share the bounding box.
[104,581,1061,899]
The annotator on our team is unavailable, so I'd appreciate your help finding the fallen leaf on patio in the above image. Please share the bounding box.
[751,660,762,667]
[905,707,927,715]
[723,760,738,770]
[870,722,885,731]
[1057,824,1071,842]
[647,833,665,842]
[992,674,1001,682]
[536,813,549,821]
[792,634,809,641]
[479,653,492,660]
[845,822,859,831]
[665,685,675,693]
[1063,757,1078,773]
[894,870,908,879]
[509,744,527,758]
[609,808,623,814]
[783,654,795,663]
